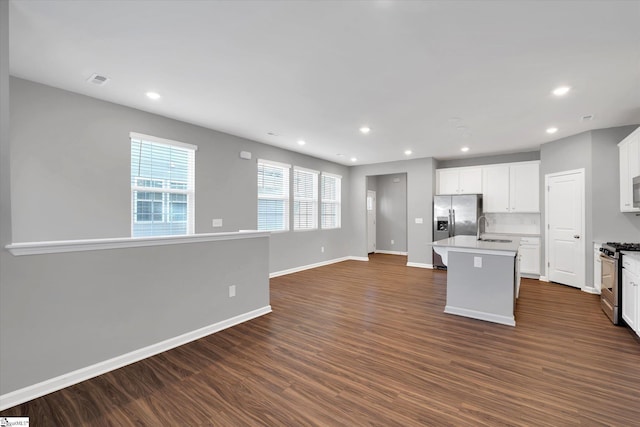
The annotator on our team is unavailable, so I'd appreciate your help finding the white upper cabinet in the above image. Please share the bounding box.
[482,161,539,213]
[509,162,540,212]
[482,165,510,212]
[619,127,640,212]
[437,167,482,195]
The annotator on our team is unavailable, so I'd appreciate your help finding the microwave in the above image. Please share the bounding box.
[634,175,640,208]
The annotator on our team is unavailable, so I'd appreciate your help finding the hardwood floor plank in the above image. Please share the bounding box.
[2,253,639,426]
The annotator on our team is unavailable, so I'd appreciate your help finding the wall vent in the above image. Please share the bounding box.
[87,73,110,86]
[581,114,594,121]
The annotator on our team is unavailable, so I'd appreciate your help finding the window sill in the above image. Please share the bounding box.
[5,230,270,256]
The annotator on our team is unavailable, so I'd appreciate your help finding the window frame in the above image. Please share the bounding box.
[293,166,319,231]
[130,132,197,237]
[321,172,342,230]
[257,159,291,232]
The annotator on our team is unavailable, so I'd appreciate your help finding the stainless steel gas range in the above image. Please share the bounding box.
[600,242,640,324]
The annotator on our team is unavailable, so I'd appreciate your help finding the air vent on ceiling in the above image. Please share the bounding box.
[581,114,594,122]
[87,73,110,86]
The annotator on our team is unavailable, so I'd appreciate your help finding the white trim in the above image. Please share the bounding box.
[374,250,408,256]
[544,168,586,286]
[406,262,434,269]
[539,275,549,282]
[293,165,320,175]
[257,158,291,169]
[269,255,371,278]
[130,132,198,151]
[0,305,271,411]
[6,231,270,256]
[270,256,350,278]
[444,306,516,327]
[581,286,601,295]
[321,171,342,180]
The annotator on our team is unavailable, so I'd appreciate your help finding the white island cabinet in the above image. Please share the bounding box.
[432,236,521,326]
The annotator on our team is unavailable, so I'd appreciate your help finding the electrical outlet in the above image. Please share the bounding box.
[321,246,325,253]
[229,285,236,297]
[415,218,423,224]
[212,219,223,227]
[474,256,482,268]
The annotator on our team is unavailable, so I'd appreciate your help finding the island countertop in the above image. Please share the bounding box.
[432,235,520,255]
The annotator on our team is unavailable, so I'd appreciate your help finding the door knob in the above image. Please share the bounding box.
[574,235,580,239]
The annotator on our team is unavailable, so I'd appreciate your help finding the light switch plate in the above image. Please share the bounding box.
[474,256,482,268]
[415,218,423,224]
[212,219,223,227]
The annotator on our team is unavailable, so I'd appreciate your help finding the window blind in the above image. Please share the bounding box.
[293,167,319,230]
[258,159,290,231]
[321,173,341,229]
[130,133,196,237]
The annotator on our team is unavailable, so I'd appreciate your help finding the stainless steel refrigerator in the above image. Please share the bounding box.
[433,194,483,269]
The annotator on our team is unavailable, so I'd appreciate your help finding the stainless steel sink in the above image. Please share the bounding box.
[478,238,512,243]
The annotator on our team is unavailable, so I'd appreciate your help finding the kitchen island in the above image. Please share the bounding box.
[432,235,521,326]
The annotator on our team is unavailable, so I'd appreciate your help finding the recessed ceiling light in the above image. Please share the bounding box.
[546,127,558,134]
[350,157,358,162]
[552,86,571,96]
[404,150,412,155]
[146,91,161,100]
[359,126,371,134]
[297,140,306,146]
[461,147,470,152]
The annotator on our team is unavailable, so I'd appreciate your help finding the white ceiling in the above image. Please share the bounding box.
[8,0,640,165]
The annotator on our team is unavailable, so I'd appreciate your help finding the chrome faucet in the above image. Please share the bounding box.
[477,215,488,240]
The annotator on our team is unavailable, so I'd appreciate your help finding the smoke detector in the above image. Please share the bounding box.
[87,73,110,86]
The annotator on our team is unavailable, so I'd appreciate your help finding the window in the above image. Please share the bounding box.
[321,173,341,229]
[293,167,318,230]
[258,159,290,231]
[130,132,196,237]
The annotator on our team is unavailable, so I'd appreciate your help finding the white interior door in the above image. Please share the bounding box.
[367,190,376,253]
[546,169,585,288]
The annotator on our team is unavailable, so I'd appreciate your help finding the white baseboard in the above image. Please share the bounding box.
[350,256,370,262]
[406,262,433,269]
[270,257,348,278]
[374,250,408,256]
[581,286,601,295]
[445,305,515,327]
[539,275,549,282]
[0,305,272,411]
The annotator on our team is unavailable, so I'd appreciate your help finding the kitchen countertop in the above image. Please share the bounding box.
[432,235,521,254]
[482,232,540,238]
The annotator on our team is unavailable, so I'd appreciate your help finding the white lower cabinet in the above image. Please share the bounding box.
[621,254,640,337]
[519,237,540,276]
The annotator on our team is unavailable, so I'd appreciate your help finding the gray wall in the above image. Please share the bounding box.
[539,125,640,286]
[437,150,540,169]
[375,174,407,252]
[9,77,351,273]
[1,236,270,395]
[591,126,640,242]
[350,158,436,265]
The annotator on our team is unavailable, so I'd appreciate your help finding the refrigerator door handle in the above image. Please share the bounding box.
[451,209,456,236]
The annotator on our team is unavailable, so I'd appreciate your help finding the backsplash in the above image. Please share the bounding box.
[484,213,540,235]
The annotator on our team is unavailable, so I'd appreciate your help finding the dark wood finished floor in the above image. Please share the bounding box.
[3,254,639,426]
